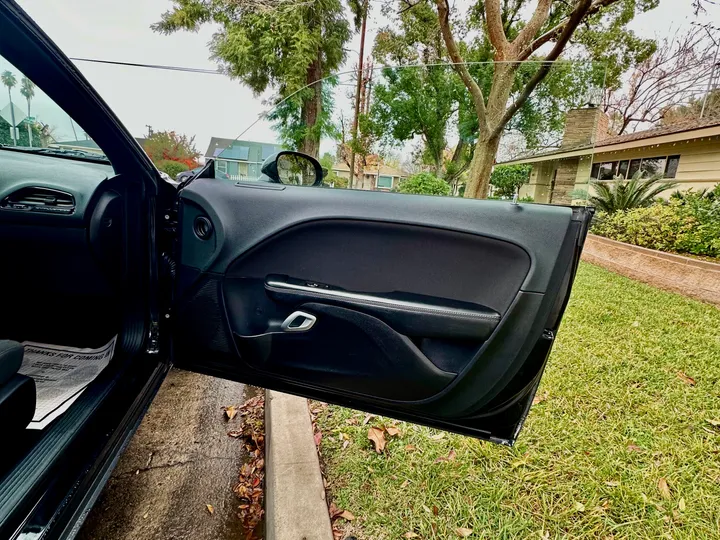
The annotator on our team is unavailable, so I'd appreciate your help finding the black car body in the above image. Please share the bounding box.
[0,1,592,538]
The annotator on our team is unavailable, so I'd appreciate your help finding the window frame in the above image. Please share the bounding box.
[376,175,393,189]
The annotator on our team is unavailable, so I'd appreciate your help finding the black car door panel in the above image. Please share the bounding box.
[173,178,591,444]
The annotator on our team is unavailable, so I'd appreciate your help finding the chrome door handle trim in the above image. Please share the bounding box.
[280,311,317,332]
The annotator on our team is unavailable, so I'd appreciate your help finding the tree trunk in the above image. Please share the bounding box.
[464,135,501,199]
[300,57,322,158]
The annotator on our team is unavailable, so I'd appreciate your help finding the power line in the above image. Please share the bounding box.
[69,57,222,75]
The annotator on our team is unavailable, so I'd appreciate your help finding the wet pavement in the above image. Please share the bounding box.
[78,368,253,540]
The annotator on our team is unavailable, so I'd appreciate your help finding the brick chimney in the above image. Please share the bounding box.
[561,106,609,148]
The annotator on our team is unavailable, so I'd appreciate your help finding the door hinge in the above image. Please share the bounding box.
[146,321,160,354]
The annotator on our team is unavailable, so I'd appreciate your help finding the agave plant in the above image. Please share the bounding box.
[588,171,678,213]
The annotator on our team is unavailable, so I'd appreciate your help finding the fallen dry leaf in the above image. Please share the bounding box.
[658,477,671,500]
[676,371,696,386]
[627,444,643,452]
[206,504,214,515]
[456,527,473,537]
[432,505,439,516]
[706,419,720,427]
[405,444,417,452]
[403,532,420,538]
[400,479,410,488]
[363,413,376,425]
[604,480,620,487]
[314,430,322,446]
[430,433,445,440]
[368,426,386,453]
[342,440,350,449]
[574,501,586,512]
[386,426,401,437]
[223,405,238,421]
[678,497,686,511]
[532,391,549,405]
[338,510,355,521]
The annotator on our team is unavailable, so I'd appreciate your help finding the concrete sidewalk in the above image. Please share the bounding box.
[78,368,253,540]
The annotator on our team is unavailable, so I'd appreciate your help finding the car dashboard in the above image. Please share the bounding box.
[0,149,123,347]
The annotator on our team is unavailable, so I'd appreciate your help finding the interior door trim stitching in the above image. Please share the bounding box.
[265,281,501,321]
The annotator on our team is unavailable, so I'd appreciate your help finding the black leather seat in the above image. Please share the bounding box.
[0,341,36,432]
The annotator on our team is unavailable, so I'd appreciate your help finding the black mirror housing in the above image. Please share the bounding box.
[260,151,324,187]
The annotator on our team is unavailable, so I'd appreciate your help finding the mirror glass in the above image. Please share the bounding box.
[277,153,317,186]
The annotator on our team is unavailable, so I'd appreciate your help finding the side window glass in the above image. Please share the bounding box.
[0,54,108,165]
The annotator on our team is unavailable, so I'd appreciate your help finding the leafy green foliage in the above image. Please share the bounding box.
[592,189,720,258]
[153,0,350,155]
[142,128,200,169]
[320,152,347,188]
[397,172,451,196]
[588,172,677,213]
[155,159,190,178]
[369,66,464,174]
[490,164,531,197]
[267,77,339,152]
[0,117,42,146]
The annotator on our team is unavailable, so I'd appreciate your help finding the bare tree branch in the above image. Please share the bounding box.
[517,0,619,61]
[604,27,716,134]
[512,0,553,57]
[491,0,593,139]
[485,0,511,58]
[434,0,489,132]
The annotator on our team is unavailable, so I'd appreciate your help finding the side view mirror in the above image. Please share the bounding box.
[260,151,324,187]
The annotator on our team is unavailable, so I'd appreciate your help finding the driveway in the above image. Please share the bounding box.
[78,368,254,540]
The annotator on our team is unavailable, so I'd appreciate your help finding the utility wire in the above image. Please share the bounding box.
[69,57,223,75]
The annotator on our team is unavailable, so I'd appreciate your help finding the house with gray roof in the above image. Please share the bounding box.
[205,137,284,181]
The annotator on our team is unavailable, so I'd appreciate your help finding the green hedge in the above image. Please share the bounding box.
[155,159,189,178]
[591,189,720,259]
[397,172,451,196]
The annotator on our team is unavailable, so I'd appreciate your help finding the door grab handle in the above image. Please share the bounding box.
[280,311,317,332]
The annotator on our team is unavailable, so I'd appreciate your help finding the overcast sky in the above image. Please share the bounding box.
[11,0,719,156]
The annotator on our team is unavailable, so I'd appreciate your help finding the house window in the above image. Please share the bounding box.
[377,175,393,189]
[665,155,680,178]
[617,160,629,179]
[592,155,680,181]
[216,160,227,174]
[640,156,666,177]
[627,159,641,179]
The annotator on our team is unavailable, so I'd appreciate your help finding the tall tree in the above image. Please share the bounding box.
[1,70,18,145]
[432,0,658,198]
[19,77,35,147]
[142,127,201,169]
[604,28,716,134]
[153,0,350,158]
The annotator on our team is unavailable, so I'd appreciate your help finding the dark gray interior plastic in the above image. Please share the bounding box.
[173,178,590,443]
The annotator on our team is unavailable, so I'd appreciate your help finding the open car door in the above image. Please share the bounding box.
[170,166,592,445]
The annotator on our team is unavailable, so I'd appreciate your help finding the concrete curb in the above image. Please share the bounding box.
[265,390,333,540]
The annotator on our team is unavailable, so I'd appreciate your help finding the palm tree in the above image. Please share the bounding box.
[1,70,18,145]
[589,171,679,213]
[20,77,35,147]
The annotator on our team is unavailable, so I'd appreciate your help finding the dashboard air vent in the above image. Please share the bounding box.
[1,187,76,215]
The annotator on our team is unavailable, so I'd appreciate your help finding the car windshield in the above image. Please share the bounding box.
[0,54,108,163]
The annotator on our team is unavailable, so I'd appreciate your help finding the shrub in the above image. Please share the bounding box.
[397,172,451,196]
[592,189,720,258]
[589,171,678,213]
[155,159,189,178]
[490,164,531,198]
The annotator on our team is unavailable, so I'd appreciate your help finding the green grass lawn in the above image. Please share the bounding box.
[314,262,720,539]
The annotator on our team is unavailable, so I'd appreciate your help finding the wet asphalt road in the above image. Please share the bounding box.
[77,368,253,540]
